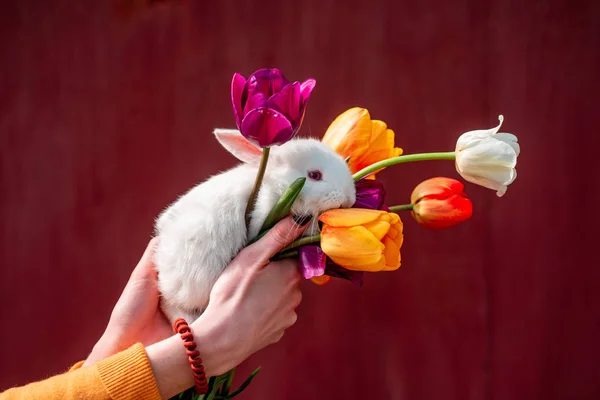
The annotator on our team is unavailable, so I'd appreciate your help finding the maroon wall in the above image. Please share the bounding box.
[1,1,599,399]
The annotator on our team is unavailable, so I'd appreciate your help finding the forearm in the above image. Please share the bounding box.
[146,335,196,399]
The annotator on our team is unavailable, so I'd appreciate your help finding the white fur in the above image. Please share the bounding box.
[154,130,356,323]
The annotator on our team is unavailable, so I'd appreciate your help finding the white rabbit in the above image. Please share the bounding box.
[153,128,356,323]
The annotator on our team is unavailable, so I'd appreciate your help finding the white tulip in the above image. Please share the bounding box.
[455,115,520,197]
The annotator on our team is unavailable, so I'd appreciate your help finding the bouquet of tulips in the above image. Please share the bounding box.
[180,68,520,399]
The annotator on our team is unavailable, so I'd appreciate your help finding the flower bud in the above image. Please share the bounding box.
[455,115,519,197]
[231,68,316,147]
[410,177,473,229]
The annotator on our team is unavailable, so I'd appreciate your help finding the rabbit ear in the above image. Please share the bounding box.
[213,128,263,164]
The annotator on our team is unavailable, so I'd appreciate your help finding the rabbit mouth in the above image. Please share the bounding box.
[292,213,322,237]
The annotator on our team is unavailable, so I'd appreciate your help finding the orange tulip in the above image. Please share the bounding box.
[410,177,473,229]
[321,107,402,178]
[319,208,403,272]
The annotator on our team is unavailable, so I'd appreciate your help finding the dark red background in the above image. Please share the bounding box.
[2,0,599,399]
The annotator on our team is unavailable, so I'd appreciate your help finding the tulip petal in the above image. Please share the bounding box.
[267,82,301,128]
[381,237,401,271]
[231,73,247,129]
[382,236,400,270]
[319,208,385,227]
[455,131,519,197]
[456,132,488,152]
[240,108,294,147]
[243,92,268,116]
[460,138,518,166]
[298,245,326,279]
[387,226,399,239]
[387,212,400,224]
[459,171,515,197]
[300,78,316,105]
[363,220,390,241]
[413,194,473,229]
[393,231,404,250]
[355,122,392,163]
[321,107,372,170]
[456,115,505,151]
[246,68,289,97]
[311,275,332,286]
[338,257,385,272]
[321,225,385,269]
[495,133,520,156]
[321,108,402,176]
[353,179,387,210]
[410,177,466,205]
[389,220,404,249]
[351,120,403,177]
[458,151,517,182]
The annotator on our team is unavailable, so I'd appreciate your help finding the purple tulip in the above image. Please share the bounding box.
[231,68,316,147]
[299,245,326,279]
[353,178,388,210]
[298,245,365,288]
[324,261,365,288]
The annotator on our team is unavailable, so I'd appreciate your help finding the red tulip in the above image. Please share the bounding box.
[410,177,473,229]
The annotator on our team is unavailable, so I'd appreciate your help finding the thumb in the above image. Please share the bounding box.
[129,237,160,281]
[243,216,309,268]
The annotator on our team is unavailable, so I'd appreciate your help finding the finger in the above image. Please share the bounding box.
[290,288,303,310]
[244,216,308,267]
[130,237,160,281]
[271,331,285,344]
[277,259,302,285]
[286,311,298,328]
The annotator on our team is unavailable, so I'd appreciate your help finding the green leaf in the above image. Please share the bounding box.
[345,156,351,164]
[170,388,195,400]
[205,373,231,400]
[257,177,306,234]
[220,368,236,396]
[216,368,261,399]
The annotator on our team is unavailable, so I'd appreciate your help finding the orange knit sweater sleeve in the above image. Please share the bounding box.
[0,343,161,400]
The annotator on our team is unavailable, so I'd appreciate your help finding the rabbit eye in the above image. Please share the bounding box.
[307,170,323,181]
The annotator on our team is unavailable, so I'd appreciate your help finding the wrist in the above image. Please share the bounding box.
[146,317,235,399]
[146,334,196,399]
[190,309,243,376]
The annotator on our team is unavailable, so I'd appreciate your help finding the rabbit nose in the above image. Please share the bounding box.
[341,197,355,208]
[344,193,356,208]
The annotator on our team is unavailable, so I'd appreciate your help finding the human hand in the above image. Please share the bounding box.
[84,238,172,366]
[147,216,307,398]
[191,216,306,375]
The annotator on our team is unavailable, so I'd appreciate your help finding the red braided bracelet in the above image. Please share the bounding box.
[173,318,208,394]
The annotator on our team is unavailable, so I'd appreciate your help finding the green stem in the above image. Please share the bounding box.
[352,151,456,181]
[245,147,271,228]
[389,204,414,212]
[271,234,319,260]
[281,234,321,252]
[271,249,299,261]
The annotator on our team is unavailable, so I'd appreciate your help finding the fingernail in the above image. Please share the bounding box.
[292,214,311,226]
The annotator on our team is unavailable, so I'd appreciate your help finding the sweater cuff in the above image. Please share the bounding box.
[97,343,161,400]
